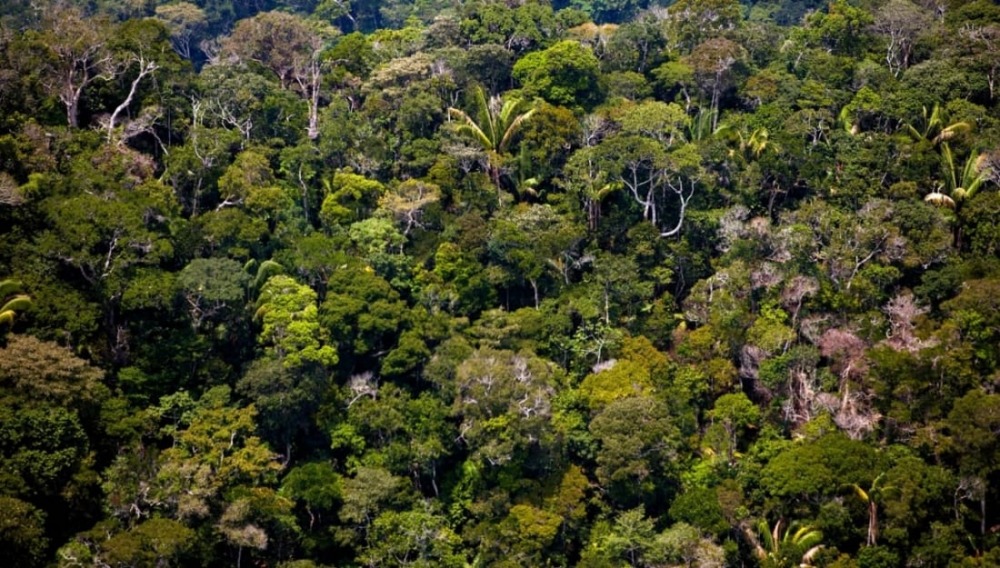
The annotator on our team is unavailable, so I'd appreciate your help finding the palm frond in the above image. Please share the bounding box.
[933,121,972,145]
[962,153,989,200]
[252,260,285,292]
[942,143,958,191]
[790,525,823,549]
[498,108,536,153]
[850,483,870,503]
[801,544,825,565]
[0,279,23,298]
[448,107,492,151]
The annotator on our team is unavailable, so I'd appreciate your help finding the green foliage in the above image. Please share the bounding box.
[255,275,337,368]
[320,171,385,228]
[513,40,604,109]
[4,3,1000,566]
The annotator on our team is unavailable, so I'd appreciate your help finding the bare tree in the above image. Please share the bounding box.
[40,8,114,128]
[872,0,934,77]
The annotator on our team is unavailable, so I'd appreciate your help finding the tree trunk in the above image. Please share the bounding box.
[66,94,80,128]
[868,500,878,546]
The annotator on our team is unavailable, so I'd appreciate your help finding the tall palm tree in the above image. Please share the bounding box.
[447,87,536,201]
[848,473,894,547]
[0,279,31,330]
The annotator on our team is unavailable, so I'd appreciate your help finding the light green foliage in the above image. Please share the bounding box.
[753,519,824,568]
[759,434,881,509]
[578,359,654,411]
[452,348,561,466]
[217,149,275,210]
[150,387,281,519]
[379,179,441,235]
[255,275,337,368]
[349,217,406,258]
[338,466,411,536]
[747,301,795,355]
[707,392,761,461]
[447,86,536,193]
[418,242,495,316]
[154,2,208,60]
[359,506,465,567]
[320,171,386,228]
[513,40,603,108]
[799,0,874,56]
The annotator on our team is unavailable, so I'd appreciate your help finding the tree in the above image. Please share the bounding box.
[280,461,341,533]
[144,387,282,520]
[359,505,465,567]
[903,103,972,148]
[38,7,114,128]
[707,392,761,463]
[0,334,106,406]
[759,434,881,514]
[488,204,583,308]
[447,86,535,196]
[65,518,196,568]
[871,0,933,77]
[665,0,743,52]
[449,348,560,468]
[0,496,48,568]
[319,170,385,227]
[378,179,441,236]
[848,473,892,547]
[177,258,249,330]
[512,40,604,109]
[155,2,208,61]
[255,275,338,368]
[943,390,1000,535]
[221,12,334,139]
[685,38,746,126]
[592,132,705,238]
[923,143,991,211]
[589,395,682,508]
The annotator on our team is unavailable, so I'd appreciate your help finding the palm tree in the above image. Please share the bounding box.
[848,473,895,547]
[904,103,972,147]
[447,86,536,202]
[0,279,31,330]
[744,518,824,568]
[924,143,990,209]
